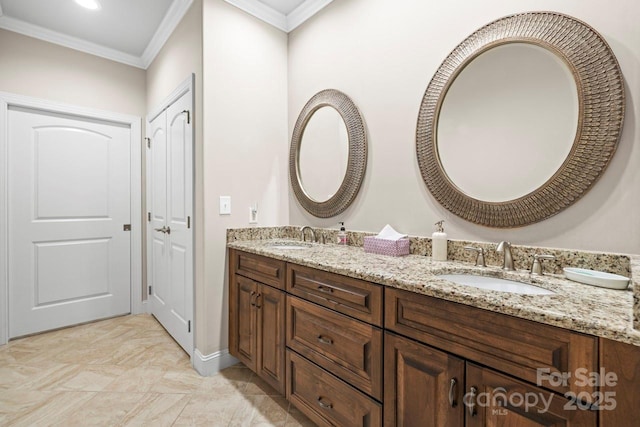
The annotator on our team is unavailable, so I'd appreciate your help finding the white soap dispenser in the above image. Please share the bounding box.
[432,220,448,261]
[337,222,348,245]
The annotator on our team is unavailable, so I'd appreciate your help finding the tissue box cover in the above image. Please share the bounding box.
[364,236,410,257]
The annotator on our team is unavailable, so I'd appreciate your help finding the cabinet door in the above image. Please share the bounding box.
[230,274,258,371]
[384,332,465,427]
[257,284,286,394]
[465,363,596,427]
[599,338,640,426]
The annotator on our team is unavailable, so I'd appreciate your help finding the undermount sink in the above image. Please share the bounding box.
[266,242,312,250]
[438,274,555,295]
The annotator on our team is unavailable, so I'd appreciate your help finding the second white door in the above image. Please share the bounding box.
[148,89,193,355]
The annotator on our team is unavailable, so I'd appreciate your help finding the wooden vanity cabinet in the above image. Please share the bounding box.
[285,263,384,426]
[229,249,286,394]
[229,248,637,426]
[385,332,595,427]
[599,337,640,427]
[385,288,598,426]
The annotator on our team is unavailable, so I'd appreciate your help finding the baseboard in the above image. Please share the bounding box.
[193,348,239,376]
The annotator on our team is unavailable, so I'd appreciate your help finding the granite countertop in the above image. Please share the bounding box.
[228,239,640,347]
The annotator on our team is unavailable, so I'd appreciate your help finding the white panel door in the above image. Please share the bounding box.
[148,90,193,355]
[8,106,131,338]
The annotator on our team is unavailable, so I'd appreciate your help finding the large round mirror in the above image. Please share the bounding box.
[290,89,367,218]
[417,12,625,228]
[299,106,349,202]
[437,43,579,202]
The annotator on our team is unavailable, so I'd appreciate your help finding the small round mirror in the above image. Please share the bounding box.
[299,106,349,202]
[290,89,367,218]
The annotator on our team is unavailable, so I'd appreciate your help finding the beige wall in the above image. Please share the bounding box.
[146,0,205,347]
[288,0,640,255]
[202,0,289,355]
[0,29,146,118]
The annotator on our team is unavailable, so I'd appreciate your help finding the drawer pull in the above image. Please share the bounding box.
[467,386,478,417]
[317,335,334,345]
[449,378,457,407]
[255,293,262,309]
[317,396,333,409]
[317,285,334,294]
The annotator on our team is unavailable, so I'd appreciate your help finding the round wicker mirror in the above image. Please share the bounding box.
[290,89,367,218]
[416,12,625,228]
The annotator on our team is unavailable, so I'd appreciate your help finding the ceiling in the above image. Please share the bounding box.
[0,0,331,70]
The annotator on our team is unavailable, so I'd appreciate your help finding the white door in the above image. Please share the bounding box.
[8,106,131,338]
[148,90,193,355]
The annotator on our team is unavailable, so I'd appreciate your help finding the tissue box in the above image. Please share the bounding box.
[364,236,410,257]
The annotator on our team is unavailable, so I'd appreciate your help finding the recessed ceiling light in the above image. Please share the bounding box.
[75,0,101,10]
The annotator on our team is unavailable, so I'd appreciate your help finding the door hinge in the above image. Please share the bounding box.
[145,137,151,148]
[148,285,152,295]
[188,320,191,333]
[187,216,191,229]
[123,224,131,231]
[148,212,151,222]
[182,109,191,124]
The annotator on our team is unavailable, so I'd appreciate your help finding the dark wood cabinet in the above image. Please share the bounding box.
[599,337,640,427]
[384,332,464,427]
[229,249,286,394]
[287,295,383,400]
[385,287,598,401]
[229,248,638,426]
[385,332,596,427]
[256,283,286,394]
[466,363,596,427]
[287,350,382,427]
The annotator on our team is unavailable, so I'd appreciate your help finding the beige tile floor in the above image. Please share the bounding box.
[0,314,315,426]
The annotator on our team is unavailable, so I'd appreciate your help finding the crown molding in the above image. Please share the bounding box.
[0,0,193,70]
[287,0,332,31]
[224,0,332,33]
[141,0,194,68]
[0,14,145,68]
[224,0,287,31]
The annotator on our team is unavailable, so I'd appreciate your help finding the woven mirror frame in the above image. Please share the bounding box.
[290,89,367,218]
[416,12,625,228]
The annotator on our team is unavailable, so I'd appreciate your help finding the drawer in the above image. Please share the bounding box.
[232,250,286,289]
[286,296,383,400]
[286,263,383,326]
[385,287,598,399]
[286,350,382,427]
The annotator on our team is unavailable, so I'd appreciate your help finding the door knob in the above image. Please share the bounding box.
[154,226,170,234]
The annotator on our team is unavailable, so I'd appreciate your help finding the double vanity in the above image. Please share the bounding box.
[242,8,636,426]
[228,228,639,427]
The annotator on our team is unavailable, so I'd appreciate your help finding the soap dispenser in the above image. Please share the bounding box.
[337,222,348,245]
[432,220,448,261]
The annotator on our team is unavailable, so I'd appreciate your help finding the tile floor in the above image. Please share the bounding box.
[0,314,315,426]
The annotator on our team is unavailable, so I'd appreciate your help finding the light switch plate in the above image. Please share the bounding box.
[219,196,231,215]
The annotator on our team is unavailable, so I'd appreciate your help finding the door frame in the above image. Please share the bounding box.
[146,74,195,353]
[0,91,143,345]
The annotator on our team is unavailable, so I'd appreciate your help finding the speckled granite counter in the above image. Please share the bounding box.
[228,238,640,347]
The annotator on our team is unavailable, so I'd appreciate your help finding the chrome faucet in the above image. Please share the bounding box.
[496,241,515,271]
[300,226,316,243]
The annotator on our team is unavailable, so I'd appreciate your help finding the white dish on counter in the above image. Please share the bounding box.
[563,267,629,290]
